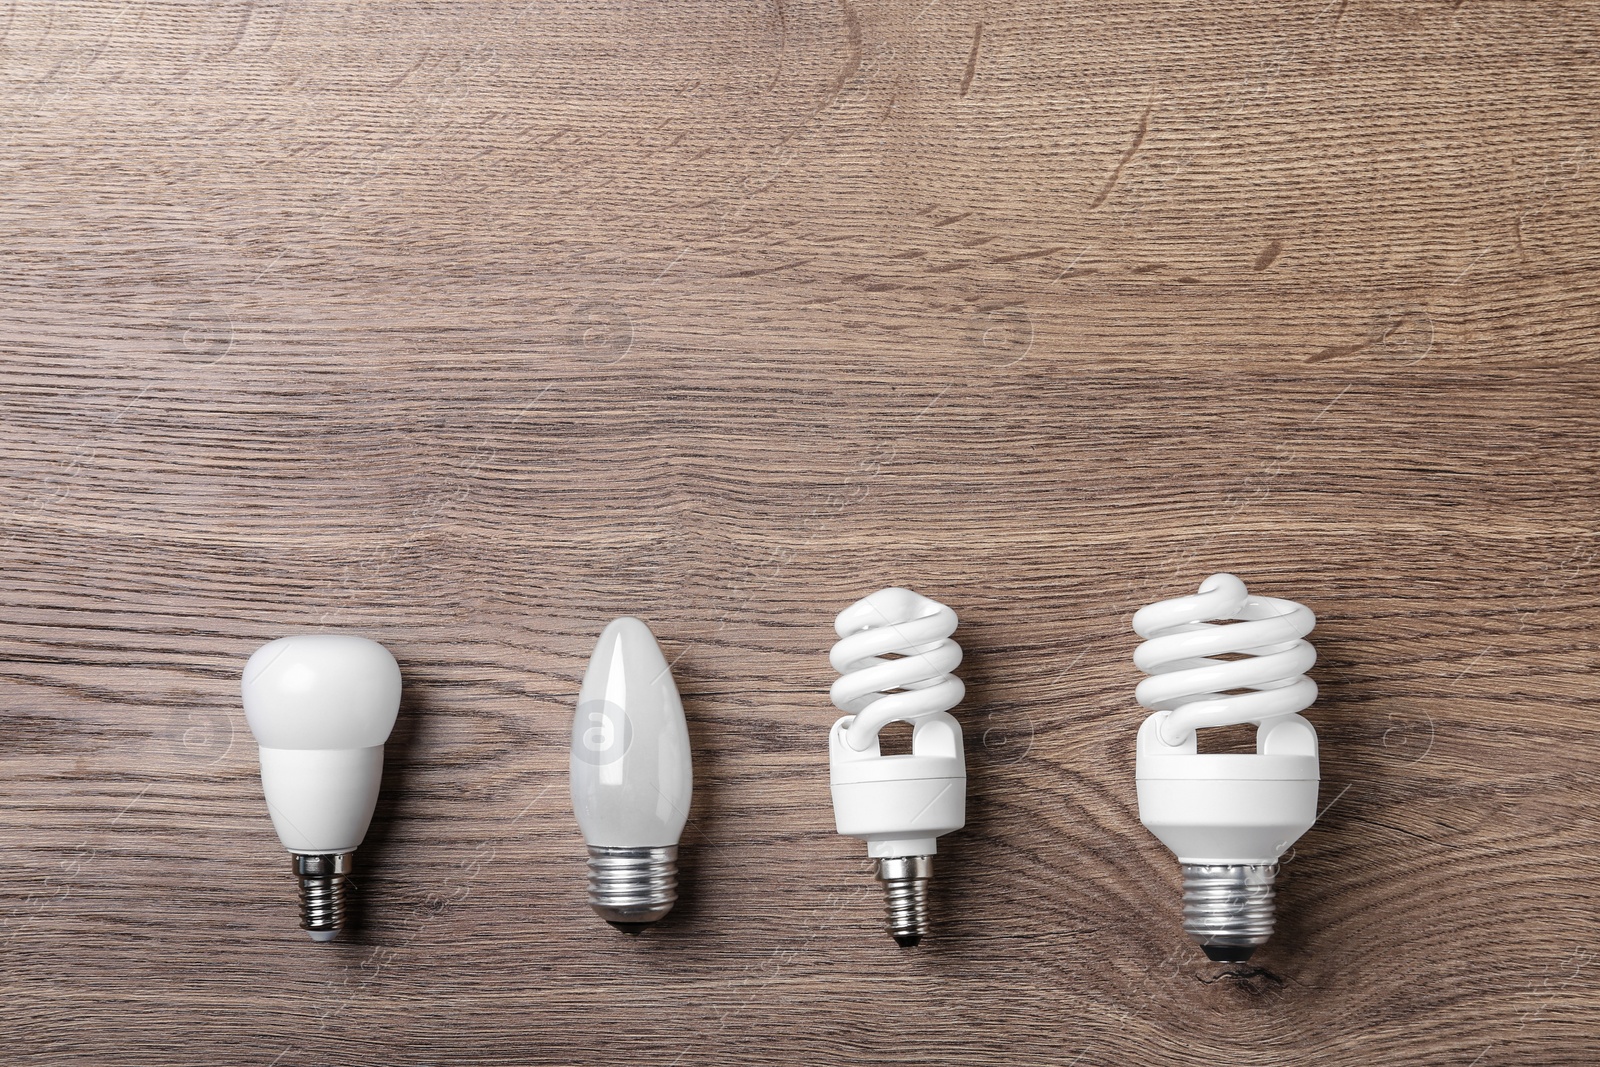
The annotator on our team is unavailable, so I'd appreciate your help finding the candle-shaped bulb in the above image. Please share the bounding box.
[570,617,693,932]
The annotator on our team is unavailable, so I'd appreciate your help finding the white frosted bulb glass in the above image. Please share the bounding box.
[1132,573,1320,963]
[827,587,966,948]
[242,634,401,942]
[570,617,693,932]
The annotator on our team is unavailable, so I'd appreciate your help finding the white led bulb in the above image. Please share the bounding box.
[242,634,401,941]
[1133,573,1320,962]
[570,617,693,932]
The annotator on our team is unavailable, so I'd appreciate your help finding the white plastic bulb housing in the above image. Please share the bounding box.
[242,634,401,941]
[570,616,693,930]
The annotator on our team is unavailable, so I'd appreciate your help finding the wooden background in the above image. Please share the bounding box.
[2,1,1597,1064]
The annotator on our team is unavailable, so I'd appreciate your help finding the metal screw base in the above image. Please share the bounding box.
[293,852,353,942]
[877,855,933,948]
[1181,863,1276,962]
[586,845,678,931]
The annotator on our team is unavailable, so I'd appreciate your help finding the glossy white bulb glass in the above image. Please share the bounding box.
[828,587,966,947]
[571,616,693,931]
[242,634,401,941]
[1132,573,1320,962]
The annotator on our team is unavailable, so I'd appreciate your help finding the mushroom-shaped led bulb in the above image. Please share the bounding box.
[242,634,401,941]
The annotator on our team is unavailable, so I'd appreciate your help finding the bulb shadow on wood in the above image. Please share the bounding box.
[626,636,711,943]
[921,619,996,953]
[1265,621,1392,976]
[339,671,429,943]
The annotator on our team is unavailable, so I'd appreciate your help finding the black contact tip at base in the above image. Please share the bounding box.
[607,922,650,935]
[892,934,923,948]
[1202,944,1256,963]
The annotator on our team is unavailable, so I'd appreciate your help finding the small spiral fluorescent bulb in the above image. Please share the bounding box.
[1132,573,1320,962]
[242,634,401,941]
[570,617,693,933]
[828,588,966,947]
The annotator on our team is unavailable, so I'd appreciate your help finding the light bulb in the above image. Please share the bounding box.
[570,617,693,932]
[827,587,966,947]
[241,634,401,941]
[1132,573,1320,962]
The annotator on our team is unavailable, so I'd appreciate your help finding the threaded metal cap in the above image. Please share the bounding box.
[586,845,677,930]
[1181,863,1276,962]
[292,852,353,942]
[876,854,933,948]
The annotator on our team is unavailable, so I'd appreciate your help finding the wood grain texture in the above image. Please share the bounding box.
[2,1,1598,1063]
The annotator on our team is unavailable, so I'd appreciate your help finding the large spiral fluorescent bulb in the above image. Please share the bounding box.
[242,634,401,941]
[828,587,966,947]
[571,617,693,933]
[1132,573,1319,962]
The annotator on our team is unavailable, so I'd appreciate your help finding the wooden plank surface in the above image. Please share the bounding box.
[2,1,1598,1063]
